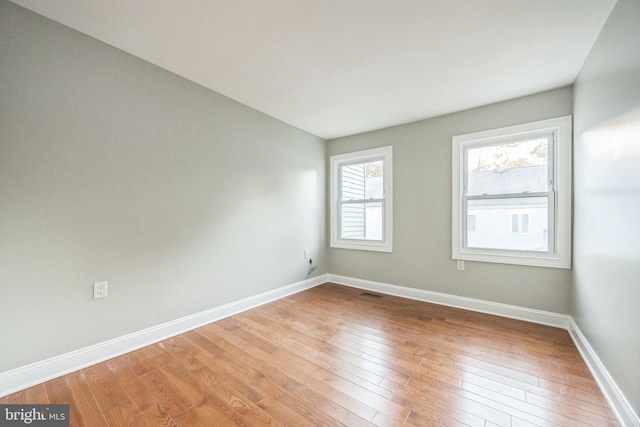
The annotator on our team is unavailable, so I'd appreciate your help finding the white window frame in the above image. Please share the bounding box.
[330,146,393,252]
[452,116,572,268]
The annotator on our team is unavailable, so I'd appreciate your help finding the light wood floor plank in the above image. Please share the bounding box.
[2,283,619,426]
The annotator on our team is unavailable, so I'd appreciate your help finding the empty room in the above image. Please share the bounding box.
[1,0,639,426]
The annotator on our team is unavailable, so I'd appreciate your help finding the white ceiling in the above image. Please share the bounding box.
[11,0,616,140]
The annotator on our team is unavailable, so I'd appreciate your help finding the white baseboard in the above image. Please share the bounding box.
[327,274,571,329]
[327,274,638,427]
[568,318,640,427]
[0,274,328,398]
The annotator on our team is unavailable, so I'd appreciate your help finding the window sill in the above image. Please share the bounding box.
[454,249,571,269]
[331,240,392,253]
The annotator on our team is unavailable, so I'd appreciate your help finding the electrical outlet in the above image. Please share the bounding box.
[456,260,465,271]
[94,281,108,299]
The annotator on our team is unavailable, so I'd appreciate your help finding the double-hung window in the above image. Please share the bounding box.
[330,146,393,252]
[452,116,571,268]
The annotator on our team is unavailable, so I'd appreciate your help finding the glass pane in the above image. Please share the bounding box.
[466,197,548,252]
[341,161,383,201]
[340,201,383,241]
[466,137,549,196]
[366,161,384,199]
[467,214,476,232]
[341,163,365,201]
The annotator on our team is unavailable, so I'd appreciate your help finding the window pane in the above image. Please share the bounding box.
[341,161,383,201]
[466,197,548,252]
[341,163,365,201]
[340,203,364,239]
[340,201,383,241]
[365,161,384,199]
[466,137,549,196]
[467,214,477,232]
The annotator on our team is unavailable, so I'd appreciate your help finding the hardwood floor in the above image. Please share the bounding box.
[2,283,619,426]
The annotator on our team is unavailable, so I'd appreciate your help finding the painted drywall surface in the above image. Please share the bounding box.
[328,87,573,314]
[0,1,326,372]
[572,0,640,416]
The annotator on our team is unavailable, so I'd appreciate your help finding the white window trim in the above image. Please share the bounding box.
[452,116,572,269]
[330,146,393,252]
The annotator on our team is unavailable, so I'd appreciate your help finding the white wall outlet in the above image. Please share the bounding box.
[304,249,310,259]
[93,281,108,299]
[456,260,465,271]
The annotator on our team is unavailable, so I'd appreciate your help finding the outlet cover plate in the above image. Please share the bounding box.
[94,281,108,299]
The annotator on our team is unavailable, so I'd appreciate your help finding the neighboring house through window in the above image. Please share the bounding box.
[330,146,393,252]
[452,116,572,268]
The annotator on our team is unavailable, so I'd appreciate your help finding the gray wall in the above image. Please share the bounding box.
[328,87,573,314]
[572,0,640,416]
[0,1,326,372]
